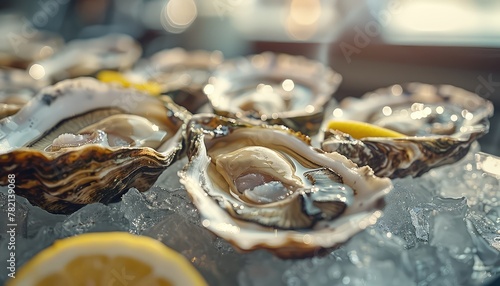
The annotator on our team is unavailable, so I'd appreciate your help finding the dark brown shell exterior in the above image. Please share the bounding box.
[322,130,483,179]
[0,78,189,214]
[0,145,177,214]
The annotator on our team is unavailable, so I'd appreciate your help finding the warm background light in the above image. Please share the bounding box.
[161,0,197,34]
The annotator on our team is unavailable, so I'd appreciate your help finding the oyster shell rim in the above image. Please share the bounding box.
[0,68,50,91]
[148,48,224,72]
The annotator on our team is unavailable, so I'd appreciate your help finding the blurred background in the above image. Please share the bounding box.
[1,0,499,155]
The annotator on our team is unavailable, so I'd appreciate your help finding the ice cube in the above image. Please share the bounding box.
[119,188,170,234]
[159,187,201,225]
[426,151,499,209]
[154,157,188,190]
[468,209,500,252]
[409,207,430,241]
[375,179,435,248]
[466,220,500,268]
[428,197,471,253]
[280,229,415,286]
[404,244,467,286]
[0,190,28,239]
[144,213,244,286]
[238,251,291,286]
[25,203,66,238]
[61,203,129,235]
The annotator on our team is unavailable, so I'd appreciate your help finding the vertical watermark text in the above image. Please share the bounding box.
[5,174,16,279]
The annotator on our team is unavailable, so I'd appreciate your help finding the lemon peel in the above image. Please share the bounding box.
[327,120,406,139]
[97,70,162,95]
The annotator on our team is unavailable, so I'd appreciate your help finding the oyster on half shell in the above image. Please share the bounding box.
[30,34,141,82]
[205,52,342,135]
[128,48,224,113]
[0,77,189,213]
[322,83,494,178]
[179,115,392,258]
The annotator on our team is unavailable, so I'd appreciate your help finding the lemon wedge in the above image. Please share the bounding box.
[7,232,207,286]
[97,70,162,95]
[327,120,406,139]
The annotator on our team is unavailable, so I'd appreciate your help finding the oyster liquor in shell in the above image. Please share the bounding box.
[0,77,189,213]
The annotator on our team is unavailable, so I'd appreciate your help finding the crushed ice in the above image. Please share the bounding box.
[1,151,499,285]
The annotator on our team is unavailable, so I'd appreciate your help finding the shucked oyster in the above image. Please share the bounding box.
[128,48,224,112]
[179,115,392,258]
[0,77,188,213]
[322,83,494,178]
[28,34,141,82]
[205,52,342,135]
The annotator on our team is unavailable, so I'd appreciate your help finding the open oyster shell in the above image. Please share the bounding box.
[0,77,189,213]
[179,114,392,258]
[30,34,141,82]
[322,83,494,178]
[205,52,342,135]
[129,48,223,112]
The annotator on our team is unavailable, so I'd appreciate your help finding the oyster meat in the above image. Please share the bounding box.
[0,77,189,213]
[322,83,494,178]
[205,52,342,135]
[179,115,392,258]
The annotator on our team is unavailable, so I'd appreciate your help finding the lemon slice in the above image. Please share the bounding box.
[97,70,162,95]
[327,120,406,139]
[8,232,207,286]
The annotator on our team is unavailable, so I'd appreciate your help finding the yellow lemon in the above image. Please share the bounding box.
[97,70,162,95]
[7,232,207,286]
[327,120,406,139]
